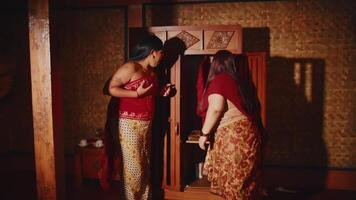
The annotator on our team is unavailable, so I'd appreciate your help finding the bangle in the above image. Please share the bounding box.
[200,130,209,136]
[136,90,140,98]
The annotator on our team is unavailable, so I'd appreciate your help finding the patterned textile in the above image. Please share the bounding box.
[100,75,157,192]
[203,118,261,200]
[119,76,158,121]
[119,117,152,200]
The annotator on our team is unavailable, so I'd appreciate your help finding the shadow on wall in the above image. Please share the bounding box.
[244,27,328,189]
[266,57,327,184]
[243,27,270,55]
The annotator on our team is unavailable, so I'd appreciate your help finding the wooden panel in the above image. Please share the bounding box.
[128,4,143,28]
[204,30,239,51]
[81,148,103,179]
[149,25,242,55]
[163,132,168,187]
[28,0,62,199]
[152,31,167,43]
[167,30,202,51]
[168,56,182,191]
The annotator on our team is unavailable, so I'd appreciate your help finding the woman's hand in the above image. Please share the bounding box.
[161,83,176,97]
[136,80,153,97]
[198,135,208,150]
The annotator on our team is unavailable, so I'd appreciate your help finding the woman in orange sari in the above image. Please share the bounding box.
[198,50,263,200]
[106,34,173,200]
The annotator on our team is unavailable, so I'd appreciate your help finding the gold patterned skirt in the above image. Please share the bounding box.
[118,118,152,200]
[203,118,261,200]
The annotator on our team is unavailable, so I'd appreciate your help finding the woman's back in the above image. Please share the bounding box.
[218,100,247,128]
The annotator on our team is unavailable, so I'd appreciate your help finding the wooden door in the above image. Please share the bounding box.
[167,56,182,190]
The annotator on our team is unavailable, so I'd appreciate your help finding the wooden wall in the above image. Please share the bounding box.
[145,0,356,169]
[51,8,126,153]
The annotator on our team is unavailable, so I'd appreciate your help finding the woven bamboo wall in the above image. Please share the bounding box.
[145,0,356,168]
[52,8,125,153]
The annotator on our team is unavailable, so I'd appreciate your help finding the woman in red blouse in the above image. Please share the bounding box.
[105,34,173,200]
[198,50,263,200]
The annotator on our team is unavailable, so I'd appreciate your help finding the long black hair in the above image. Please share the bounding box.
[129,34,163,61]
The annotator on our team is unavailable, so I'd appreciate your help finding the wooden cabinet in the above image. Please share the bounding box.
[129,25,266,191]
[74,146,104,187]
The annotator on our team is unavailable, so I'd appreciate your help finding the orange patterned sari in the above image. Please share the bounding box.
[203,111,261,200]
[200,73,261,200]
[118,118,152,200]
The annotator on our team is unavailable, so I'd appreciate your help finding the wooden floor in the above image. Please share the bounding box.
[164,177,224,200]
[165,186,356,200]
[165,188,224,200]
[1,171,356,200]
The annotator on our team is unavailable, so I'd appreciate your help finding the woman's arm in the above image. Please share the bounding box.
[202,94,225,135]
[108,63,152,98]
[199,94,225,150]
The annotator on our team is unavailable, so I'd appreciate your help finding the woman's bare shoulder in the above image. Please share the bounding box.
[120,61,140,71]
[112,61,138,77]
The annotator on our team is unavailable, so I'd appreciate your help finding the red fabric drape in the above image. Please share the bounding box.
[196,56,211,118]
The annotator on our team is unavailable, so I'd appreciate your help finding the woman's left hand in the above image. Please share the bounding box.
[198,136,208,150]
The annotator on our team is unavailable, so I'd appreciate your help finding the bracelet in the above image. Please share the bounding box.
[200,130,209,136]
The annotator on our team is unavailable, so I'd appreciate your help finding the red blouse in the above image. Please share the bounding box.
[118,75,158,120]
[198,73,251,121]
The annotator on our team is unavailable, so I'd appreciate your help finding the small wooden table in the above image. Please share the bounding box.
[75,145,104,187]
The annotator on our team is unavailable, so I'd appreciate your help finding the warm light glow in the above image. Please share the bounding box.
[294,62,301,86]
[304,63,313,102]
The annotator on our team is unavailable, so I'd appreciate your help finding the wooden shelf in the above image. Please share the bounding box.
[185,140,210,144]
[186,140,199,144]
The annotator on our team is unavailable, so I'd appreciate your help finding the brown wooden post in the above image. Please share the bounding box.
[28,0,65,199]
[128,4,143,28]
